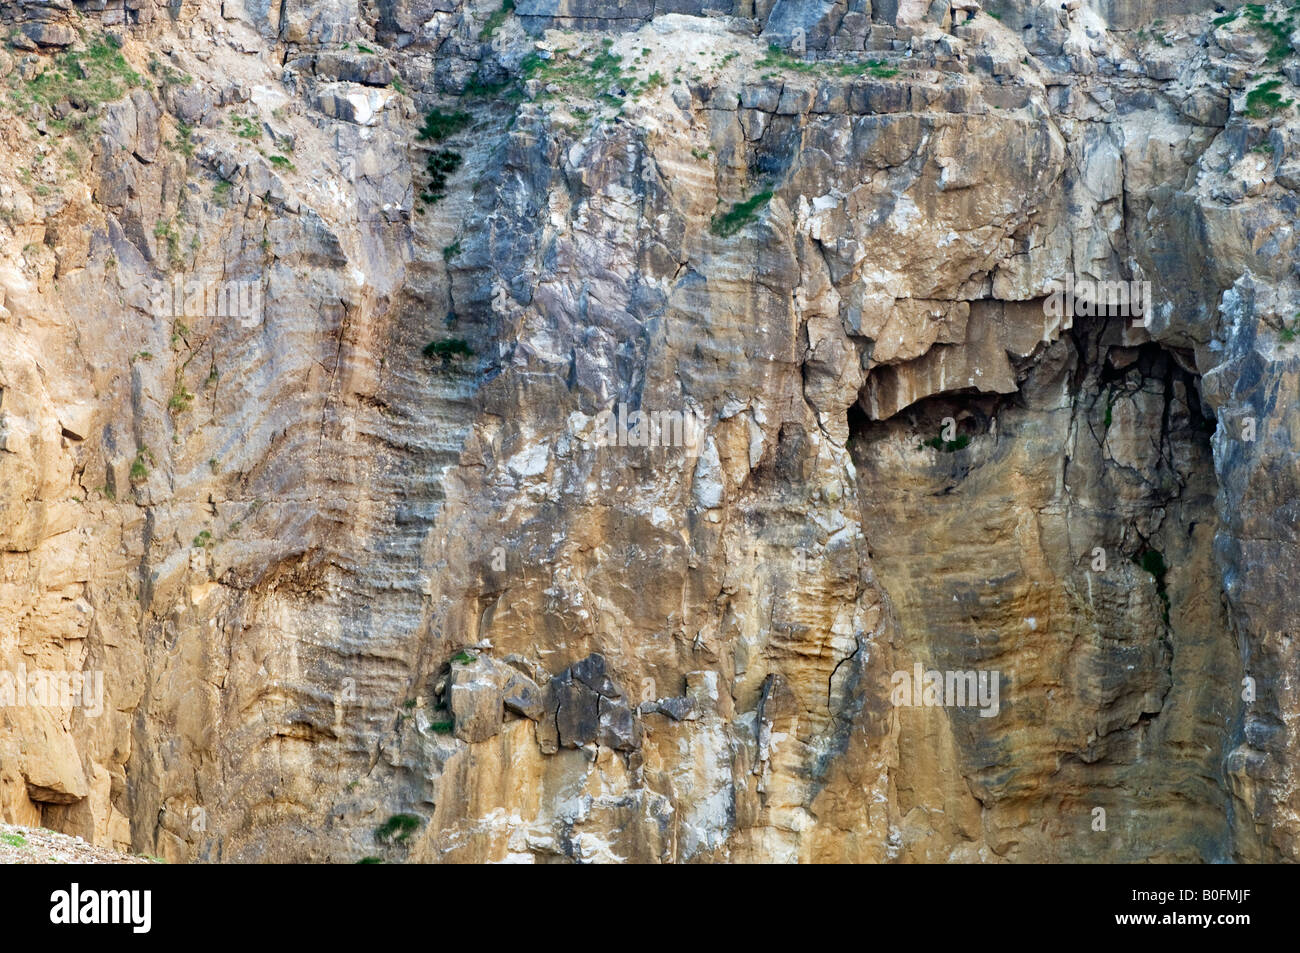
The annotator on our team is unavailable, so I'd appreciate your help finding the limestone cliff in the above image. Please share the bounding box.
[0,0,1297,863]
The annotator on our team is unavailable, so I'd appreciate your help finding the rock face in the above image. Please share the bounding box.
[0,0,1298,863]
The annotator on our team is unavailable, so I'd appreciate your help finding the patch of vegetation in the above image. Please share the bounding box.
[755,45,899,78]
[193,530,213,549]
[129,448,154,485]
[442,239,462,261]
[519,42,631,98]
[480,0,515,41]
[1243,3,1297,62]
[417,108,471,143]
[463,70,514,98]
[168,381,195,413]
[451,650,477,664]
[8,36,145,121]
[267,154,295,171]
[374,813,421,844]
[1,832,27,848]
[922,434,971,453]
[169,121,196,159]
[419,148,462,205]
[1277,313,1300,345]
[1134,548,1171,624]
[710,190,774,237]
[357,856,383,864]
[148,54,192,87]
[212,179,232,205]
[354,42,376,55]
[391,76,406,95]
[423,338,475,362]
[231,114,262,141]
[1245,78,1294,118]
[154,218,184,269]
[428,719,455,734]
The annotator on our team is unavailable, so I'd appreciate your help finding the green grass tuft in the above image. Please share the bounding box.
[1245,79,1294,118]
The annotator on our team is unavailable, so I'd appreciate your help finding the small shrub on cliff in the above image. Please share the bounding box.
[710,190,774,237]
[419,148,462,205]
[1277,314,1299,345]
[1,833,27,848]
[417,108,471,143]
[1134,548,1171,623]
[374,814,421,844]
[423,338,474,362]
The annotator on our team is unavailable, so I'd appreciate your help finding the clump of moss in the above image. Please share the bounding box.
[451,650,477,664]
[710,190,774,237]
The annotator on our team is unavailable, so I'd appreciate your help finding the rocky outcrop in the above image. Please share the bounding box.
[1,0,1299,863]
